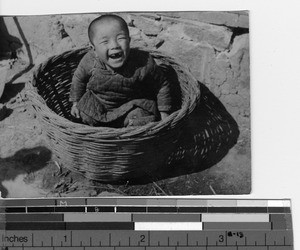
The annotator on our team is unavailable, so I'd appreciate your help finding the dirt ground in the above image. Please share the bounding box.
[0,13,251,198]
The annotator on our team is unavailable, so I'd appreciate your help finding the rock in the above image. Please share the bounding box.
[63,25,89,48]
[129,26,142,36]
[227,106,240,119]
[210,85,222,98]
[159,11,249,28]
[61,14,98,47]
[210,58,230,86]
[131,15,163,36]
[228,34,250,89]
[221,83,231,95]
[237,14,249,29]
[129,27,148,48]
[228,33,249,56]
[54,37,76,54]
[222,94,244,108]
[163,22,232,51]
[183,23,232,51]
[160,23,190,40]
[238,87,249,99]
[159,28,216,83]
[206,33,250,126]
[155,38,164,48]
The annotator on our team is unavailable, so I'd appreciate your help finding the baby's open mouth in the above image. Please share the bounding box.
[109,52,123,59]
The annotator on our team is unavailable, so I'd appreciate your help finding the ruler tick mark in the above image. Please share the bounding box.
[71,231,73,247]
[265,233,267,246]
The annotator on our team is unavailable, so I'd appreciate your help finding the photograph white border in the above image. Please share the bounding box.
[1,0,299,245]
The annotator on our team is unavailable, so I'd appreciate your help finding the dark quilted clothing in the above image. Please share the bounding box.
[69,48,172,126]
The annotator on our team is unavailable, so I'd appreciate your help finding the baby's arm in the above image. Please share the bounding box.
[69,51,94,118]
[160,111,170,120]
[71,102,80,118]
[153,67,173,120]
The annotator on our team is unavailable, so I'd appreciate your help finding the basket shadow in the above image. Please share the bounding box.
[0,106,13,121]
[0,82,25,104]
[128,83,240,184]
[0,146,52,198]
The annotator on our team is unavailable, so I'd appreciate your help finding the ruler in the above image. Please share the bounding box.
[0,198,293,249]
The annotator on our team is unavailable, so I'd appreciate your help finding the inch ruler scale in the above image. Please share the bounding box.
[0,198,293,250]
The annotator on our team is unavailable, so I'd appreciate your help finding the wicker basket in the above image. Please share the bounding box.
[28,48,201,182]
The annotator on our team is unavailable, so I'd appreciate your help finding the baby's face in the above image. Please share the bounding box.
[92,20,130,70]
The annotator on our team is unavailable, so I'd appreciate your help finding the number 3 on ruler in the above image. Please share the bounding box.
[219,235,224,243]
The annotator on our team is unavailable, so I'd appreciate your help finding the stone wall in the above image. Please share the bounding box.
[1,11,250,140]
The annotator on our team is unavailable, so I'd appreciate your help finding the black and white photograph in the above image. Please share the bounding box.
[1,0,300,247]
[0,11,251,197]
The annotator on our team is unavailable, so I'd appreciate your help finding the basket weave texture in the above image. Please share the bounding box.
[28,48,201,182]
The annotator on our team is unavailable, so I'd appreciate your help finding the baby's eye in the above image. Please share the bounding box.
[100,40,108,44]
[118,36,127,40]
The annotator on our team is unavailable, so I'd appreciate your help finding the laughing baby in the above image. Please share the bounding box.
[69,14,173,127]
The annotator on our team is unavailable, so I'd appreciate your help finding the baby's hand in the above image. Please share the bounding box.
[160,112,169,120]
[71,103,80,118]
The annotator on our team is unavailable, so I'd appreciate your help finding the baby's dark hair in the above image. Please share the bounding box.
[88,14,129,45]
